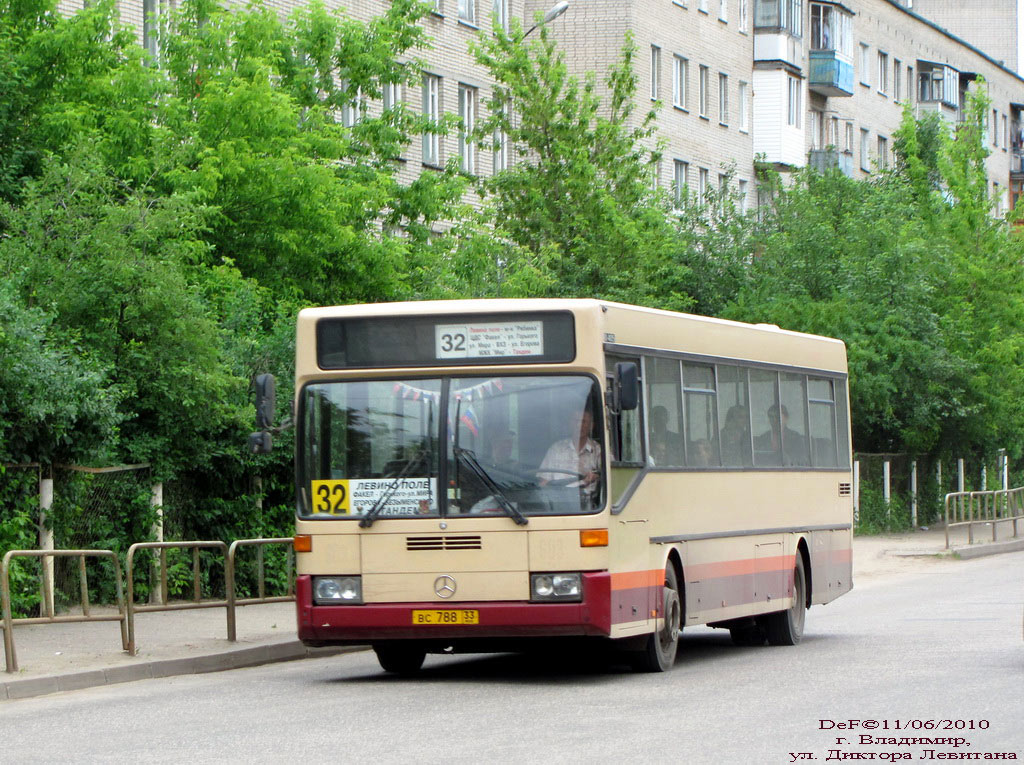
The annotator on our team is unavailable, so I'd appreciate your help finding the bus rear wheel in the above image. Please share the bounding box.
[373,642,427,674]
[760,555,806,646]
[631,565,681,672]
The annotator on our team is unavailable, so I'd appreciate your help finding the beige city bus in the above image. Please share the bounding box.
[277,299,853,673]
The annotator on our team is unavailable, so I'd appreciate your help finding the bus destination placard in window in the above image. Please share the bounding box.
[435,321,543,359]
[315,311,575,368]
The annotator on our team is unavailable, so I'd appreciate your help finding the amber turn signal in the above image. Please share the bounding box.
[579,529,608,547]
[293,534,312,553]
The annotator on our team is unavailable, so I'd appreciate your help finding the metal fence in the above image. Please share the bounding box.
[944,488,1024,548]
[1,537,295,673]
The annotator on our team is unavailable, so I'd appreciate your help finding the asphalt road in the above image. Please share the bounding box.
[3,551,1022,764]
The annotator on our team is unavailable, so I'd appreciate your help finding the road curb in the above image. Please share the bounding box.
[0,642,366,702]
[885,539,1024,559]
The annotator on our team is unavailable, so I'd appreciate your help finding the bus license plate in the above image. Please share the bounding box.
[412,609,479,626]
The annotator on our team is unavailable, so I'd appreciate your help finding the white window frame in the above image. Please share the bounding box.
[739,0,748,31]
[699,167,709,197]
[699,0,708,13]
[651,45,661,101]
[458,84,477,174]
[672,56,689,109]
[738,81,749,131]
[422,73,441,166]
[877,135,888,168]
[458,0,476,24]
[699,65,709,118]
[719,73,729,125]
[492,0,508,31]
[786,74,801,128]
[383,80,402,111]
[719,0,728,22]
[859,43,870,87]
[673,160,689,205]
[493,101,509,173]
[738,179,748,212]
[877,51,888,95]
[860,128,870,172]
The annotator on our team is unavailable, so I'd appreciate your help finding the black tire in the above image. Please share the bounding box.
[373,643,427,674]
[761,554,807,646]
[729,622,767,647]
[631,565,682,672]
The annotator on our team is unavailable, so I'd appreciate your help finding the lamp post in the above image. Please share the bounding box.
[524,0,568,38]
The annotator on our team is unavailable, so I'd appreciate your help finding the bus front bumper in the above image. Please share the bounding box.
[296,572,612,643]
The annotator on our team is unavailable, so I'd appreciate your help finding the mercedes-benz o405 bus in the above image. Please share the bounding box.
[252,299,853,673]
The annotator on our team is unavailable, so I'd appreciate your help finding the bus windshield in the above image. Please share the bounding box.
[297,375,604,520]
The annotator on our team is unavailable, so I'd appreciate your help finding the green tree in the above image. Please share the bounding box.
[470,20,690,308]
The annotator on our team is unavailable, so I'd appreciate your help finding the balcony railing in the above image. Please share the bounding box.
[808,50,854,97]
[1011,147,1024,175]
[808,149,854,177]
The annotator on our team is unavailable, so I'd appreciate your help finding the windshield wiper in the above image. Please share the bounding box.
[359,448,429,528]
[453,446,528,526]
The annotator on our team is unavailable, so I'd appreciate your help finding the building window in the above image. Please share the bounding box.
[672,56,689,109]
[719,73,729,125]
[844,121,854,153]
[383,80,402,111]
[907,66,914,103]
[699,167,709,197]
[651,46,661,101]
[673,160,689,205]
[809,109,822,150]
[1003,114,1009,151]
[918,63,958,108]
[458,0,476,24]
[738,81,749,131]
[992,110,999,147]
[860,128,870,171]
[859,44,870,86]
[493,101,509,173]
[893,60,902,101]
[754,0,802,36]
[699,0,708,12]
[341,82,364,127]
[738,179,749,212]
[877,51,888,95]
[719,0,728,21]
[422,74,441,166]
[739,0,748,31]
[809,3,852,57]
[492,0,508,30]
[699,65,709,118]
[877,135,888,168]
[143,0,160,61]
[786,74,801,127]
[458,84,477,174]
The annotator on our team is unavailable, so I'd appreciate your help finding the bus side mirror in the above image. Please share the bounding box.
[254,374,276,429]
[615,362,639,411]
[250,374,276,454]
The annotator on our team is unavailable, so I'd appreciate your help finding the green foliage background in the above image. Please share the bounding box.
[2,0,1023,604]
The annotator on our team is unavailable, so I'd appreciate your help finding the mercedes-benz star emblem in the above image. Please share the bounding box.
[434,575,457,599]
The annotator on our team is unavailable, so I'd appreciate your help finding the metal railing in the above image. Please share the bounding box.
[225,538,294,641]
[2,549,127,673]
[125,541,230,655]
[944,487,1024,549]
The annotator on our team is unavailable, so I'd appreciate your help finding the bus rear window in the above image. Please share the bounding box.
[316,312,576,369]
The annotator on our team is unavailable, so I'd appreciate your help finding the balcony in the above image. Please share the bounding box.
[808,50,854,97]
[1012,147,1024,177]
[808,148,854,177]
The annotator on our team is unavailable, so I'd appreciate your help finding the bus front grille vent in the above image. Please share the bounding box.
[838,483,852,497]
[407,535,482,551]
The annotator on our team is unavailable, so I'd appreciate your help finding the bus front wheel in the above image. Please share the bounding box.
[373,642,427,674]
[631,565,681,672]
[760,555,806,646]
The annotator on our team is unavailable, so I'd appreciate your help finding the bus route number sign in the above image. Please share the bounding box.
[435,321,544,359]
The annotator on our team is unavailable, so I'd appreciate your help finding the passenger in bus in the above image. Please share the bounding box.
[754,404,808,466]
[538,406,602,499]
[648,405,683,466]
[485,427,518,472]
[720,405,752,466]
[689,438,715,467]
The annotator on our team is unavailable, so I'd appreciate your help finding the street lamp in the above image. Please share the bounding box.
[524,0,569,38]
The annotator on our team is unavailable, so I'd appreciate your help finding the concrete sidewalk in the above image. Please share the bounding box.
[2,525,1021,702]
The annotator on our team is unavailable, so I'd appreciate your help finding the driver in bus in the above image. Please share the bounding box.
[538,406,602,500]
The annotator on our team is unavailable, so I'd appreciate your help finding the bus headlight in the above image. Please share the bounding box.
[313,576,362,605]
[531,573,582,602]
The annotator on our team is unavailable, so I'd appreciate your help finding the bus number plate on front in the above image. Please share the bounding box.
[411,610,479,626]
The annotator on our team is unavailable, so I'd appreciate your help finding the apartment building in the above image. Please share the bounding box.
[62,0,1024,213]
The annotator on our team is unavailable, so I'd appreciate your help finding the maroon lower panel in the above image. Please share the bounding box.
[296,572,612,642]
